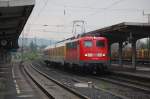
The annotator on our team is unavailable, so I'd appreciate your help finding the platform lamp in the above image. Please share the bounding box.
[21,29,25,64]
[43,24,48,27]
[43,24,51,45]
[143,11,150,60]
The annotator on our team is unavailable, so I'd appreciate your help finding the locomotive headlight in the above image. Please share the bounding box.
[85,54,88,56]
[97,53,102,57]
[87,53,93,57]
[102,54,106,56]
[85,53,93,57]
[97,53,106,57]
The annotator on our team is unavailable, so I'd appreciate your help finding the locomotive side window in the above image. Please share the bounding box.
[84,40,92,47]
[72,41,77,48]
[66,43,72,48]
[66,41,77,49]
[96,40,105,47]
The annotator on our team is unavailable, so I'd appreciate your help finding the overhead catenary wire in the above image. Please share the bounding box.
[24,0,150,41]
[30,0,150,19]
[41,0,150,21]
[43,1,150,11]
[30,0,150,21]
[48,0,123,10]
[24,23,101,29]
[25,0,49,41]
[30,0,49,24]
[37,0,49,17]
[84,0,124,18]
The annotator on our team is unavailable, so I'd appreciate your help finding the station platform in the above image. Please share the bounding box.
[0,63,16,99]
[110,64,150,79]
[0,62,47,99]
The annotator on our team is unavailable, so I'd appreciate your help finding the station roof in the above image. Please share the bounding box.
[83,22,150,44]
[0,0,34,49]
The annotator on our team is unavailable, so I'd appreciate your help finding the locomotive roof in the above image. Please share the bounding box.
[56,36,106,44]
[44,36,106,50]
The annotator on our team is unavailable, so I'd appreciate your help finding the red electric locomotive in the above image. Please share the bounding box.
[43,36,110,73]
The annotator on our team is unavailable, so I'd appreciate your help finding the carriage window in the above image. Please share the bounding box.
[96,40,105,47]
[84,40,92,47]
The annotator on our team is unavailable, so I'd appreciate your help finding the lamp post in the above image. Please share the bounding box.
[43,24,51,45]
[21,29,24,64]
[143,11,150,64]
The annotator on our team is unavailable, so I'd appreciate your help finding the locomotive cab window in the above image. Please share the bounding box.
[84,40,92,47]
[96,40,105,47]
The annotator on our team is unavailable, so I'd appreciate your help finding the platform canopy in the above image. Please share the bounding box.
[83,22,150,44]
[0,0,34,49]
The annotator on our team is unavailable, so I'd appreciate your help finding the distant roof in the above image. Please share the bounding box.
[83,22,150,43]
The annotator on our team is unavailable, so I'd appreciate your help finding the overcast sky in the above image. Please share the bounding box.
[21,0,150,41]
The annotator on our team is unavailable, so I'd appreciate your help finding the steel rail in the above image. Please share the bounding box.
[92,75,150,94]
[29,63,89,99]
[23,64,54,99]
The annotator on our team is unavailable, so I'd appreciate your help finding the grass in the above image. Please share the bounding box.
[22,51,40,61]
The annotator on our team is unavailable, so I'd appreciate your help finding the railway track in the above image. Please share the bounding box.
[91,75,150,94]
[23,63,89,99]
[112,60,150,66]
[34,60,150,99]
[31,62,124,99]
